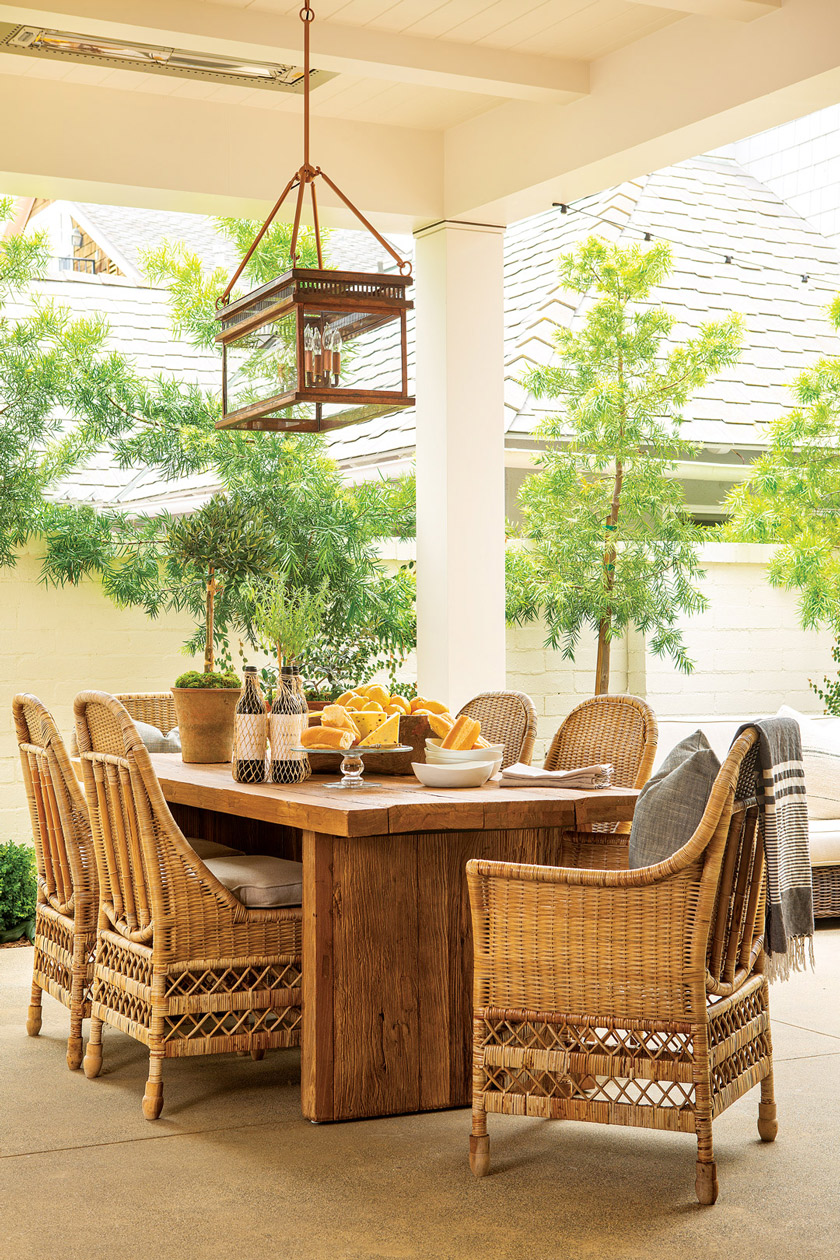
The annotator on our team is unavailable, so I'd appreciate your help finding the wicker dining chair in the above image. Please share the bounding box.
[456,691,538,768]
[114,692,178,733]
[13,694,98,1069]
[544,693,657,786]
[467,727,776,1205]
[74,691,302,1120]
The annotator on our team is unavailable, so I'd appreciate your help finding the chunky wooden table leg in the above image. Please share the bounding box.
[301,824,574,1123]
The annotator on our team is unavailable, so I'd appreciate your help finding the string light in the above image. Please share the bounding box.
[550,199,840,296]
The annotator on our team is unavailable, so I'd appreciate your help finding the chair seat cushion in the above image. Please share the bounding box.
[808,820,840,867]
[186,837,243,861]
[203,854,303,908]
[133,719,181,754]
[629,731,721,870]
[777,705,840,820]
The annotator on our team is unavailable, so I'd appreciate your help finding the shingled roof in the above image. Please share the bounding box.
[13,149,840,513]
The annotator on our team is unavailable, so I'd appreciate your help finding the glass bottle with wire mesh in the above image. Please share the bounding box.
[232,666,267,784]
[269,665,310,785]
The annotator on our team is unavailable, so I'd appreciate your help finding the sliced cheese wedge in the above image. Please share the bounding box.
[359,712,400,747]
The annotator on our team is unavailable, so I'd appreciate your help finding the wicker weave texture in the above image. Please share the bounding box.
[74,690,302,1120]
[114,692,178,734]
[543,693,658,788]
[13,694,98,1070]
[813,865,840,918]
[467,728,776,1204]
[457,692,538,769]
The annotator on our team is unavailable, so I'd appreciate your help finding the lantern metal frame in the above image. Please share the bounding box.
[215,3,414,434]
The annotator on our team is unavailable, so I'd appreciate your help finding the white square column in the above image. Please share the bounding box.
[413,220,507,712]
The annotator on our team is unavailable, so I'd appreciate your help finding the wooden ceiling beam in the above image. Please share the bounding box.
[0,2,588,102]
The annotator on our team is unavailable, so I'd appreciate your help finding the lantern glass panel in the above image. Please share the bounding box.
[224,309,298,420]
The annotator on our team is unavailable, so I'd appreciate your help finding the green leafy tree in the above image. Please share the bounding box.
[0,198,135,567]
[724,300,840,635]
[508,237,743,693]
[36,215,416,674]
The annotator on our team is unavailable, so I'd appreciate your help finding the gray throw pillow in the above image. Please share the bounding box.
[628,731,721,870]
[133,719,181,754]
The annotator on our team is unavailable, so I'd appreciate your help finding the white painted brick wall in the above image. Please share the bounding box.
[1,545,198,839]
[1,542,835,837]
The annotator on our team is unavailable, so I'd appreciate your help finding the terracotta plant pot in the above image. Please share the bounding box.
[172,687,241,764]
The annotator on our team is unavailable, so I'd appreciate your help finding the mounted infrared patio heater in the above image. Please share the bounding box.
[215,4,413,434]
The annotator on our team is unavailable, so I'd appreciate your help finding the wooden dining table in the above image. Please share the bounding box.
[150,754,639,1124]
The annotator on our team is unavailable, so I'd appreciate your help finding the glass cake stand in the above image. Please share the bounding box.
[292,745,412,789]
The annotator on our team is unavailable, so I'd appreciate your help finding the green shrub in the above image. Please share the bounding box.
[174,669,241,689]
[0,841,37,934]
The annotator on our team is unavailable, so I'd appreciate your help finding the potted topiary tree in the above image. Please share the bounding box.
[168,496,276,762]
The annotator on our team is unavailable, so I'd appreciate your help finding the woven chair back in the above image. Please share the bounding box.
[12,694,97,921]
[704,729,766,996]
[115,692,177,733]
[544,694,658,788]
[74,691,164,944]
[457,691,538,768]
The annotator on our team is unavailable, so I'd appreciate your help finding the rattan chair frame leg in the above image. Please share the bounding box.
[83,1016,104,1079]
[758,1065,778,1142]
[26,979,43,1037]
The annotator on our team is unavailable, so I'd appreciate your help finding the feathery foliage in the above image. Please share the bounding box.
[508,236,743,693]
[30,212,415,676]
[724,296,840,636]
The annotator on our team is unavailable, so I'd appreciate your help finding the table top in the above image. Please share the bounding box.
[149,754,639,839]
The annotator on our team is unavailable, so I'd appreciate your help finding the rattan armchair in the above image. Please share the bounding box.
[467,727,776,1205]
[457,691,538,768]
[13,694,97,1069]
[75,691,302,1120]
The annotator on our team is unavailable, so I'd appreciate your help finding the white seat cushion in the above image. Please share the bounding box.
[778,706,840,820]
[204,854,302,908]
[808,820,840,867]
[187,837,243,861]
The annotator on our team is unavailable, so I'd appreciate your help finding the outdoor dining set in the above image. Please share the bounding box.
[14,685,788,1206]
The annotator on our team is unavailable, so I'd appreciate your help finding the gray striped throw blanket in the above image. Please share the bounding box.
[736,717,815,982]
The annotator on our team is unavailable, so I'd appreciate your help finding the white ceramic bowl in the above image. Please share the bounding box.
[412,760,495,788]
[425,738,504,762]
[425,738,504,777]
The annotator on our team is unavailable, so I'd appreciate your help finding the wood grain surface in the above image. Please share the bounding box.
[149,755,638,837]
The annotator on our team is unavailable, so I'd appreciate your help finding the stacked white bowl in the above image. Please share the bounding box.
[425,738,504,778]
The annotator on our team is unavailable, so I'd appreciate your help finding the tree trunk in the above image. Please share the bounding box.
[595,619,611,695]
[204,565,215,675]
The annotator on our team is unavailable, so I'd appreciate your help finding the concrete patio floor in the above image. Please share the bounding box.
[1,925,838,1260]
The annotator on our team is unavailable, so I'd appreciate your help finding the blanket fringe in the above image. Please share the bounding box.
[765,935,816,984]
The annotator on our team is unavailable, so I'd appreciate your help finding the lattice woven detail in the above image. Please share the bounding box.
[32,908,94,1012]
[476,1013,698,1116]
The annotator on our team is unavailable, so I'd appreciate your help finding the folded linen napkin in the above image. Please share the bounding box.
[500,762,613,789]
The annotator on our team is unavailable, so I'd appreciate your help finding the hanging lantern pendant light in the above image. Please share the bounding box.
[215,4,414,434]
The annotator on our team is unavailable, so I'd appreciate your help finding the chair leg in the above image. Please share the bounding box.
[469,1111,490,1178]
[695,1118,718,1206]
[142,1050,165,1121]
[758,1069,778,1142]
[83,1017,104,1078]
[66,1011,84,1072]
[26,980,42,1037]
